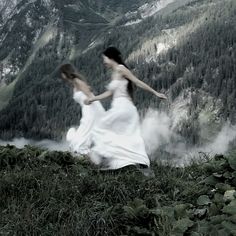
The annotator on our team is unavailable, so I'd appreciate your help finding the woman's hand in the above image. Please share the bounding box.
[155,92,168,100]
[84,98,93,105]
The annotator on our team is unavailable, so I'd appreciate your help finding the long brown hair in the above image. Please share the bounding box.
[103,47,134,99]
[59,63,85,82]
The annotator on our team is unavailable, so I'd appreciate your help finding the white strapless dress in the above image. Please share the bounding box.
[66,90,105,154]
[90,69,150,169]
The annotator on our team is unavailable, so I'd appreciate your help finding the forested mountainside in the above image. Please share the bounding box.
[0,0,235,148]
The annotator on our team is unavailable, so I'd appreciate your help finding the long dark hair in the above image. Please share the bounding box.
[103,46,134,99]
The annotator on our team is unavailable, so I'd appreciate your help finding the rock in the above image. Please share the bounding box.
[223,190,236,202]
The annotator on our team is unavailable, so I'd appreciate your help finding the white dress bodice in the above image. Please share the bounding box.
[107,67,131,100]
[107,79,130,99]
[73,90,87,106]
[66,90,105,155]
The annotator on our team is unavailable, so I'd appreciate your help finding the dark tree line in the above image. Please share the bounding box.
[0,0,235,146]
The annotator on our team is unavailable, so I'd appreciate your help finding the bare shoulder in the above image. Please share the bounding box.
[74,78,86,86]
[73,78,81,84]
[116,64,126,72]
[75,78,90,90]
[79,80,87,87]
[116,64,139,83]
[116,65,131,77]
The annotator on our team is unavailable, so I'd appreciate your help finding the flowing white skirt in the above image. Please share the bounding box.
[66,101,105,154]
[90,97,150,169]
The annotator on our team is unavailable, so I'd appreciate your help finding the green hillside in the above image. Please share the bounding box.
[1,145,236,235]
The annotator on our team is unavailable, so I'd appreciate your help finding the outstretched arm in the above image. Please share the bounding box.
[84,90,113,105]
[117,65,167,99]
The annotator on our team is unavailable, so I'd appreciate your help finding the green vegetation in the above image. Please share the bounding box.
[1,145,236,235]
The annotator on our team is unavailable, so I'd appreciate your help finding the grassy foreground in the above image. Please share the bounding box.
[0,145,236,236]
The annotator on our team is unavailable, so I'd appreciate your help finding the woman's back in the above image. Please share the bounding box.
[107,66,131,100]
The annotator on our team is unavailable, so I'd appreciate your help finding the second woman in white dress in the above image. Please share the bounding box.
[85,47,167,170]
[59,64,105,155]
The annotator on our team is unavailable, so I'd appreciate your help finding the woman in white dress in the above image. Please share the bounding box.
[59,64,105,155]
[85,47,167,170]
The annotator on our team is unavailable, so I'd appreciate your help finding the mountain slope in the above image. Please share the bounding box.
[0,0,154,108]
[0,0,235,149]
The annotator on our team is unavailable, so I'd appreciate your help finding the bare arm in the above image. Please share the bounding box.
[117,65,167,99]
[84,90,113,105]
[91,91,113,102]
